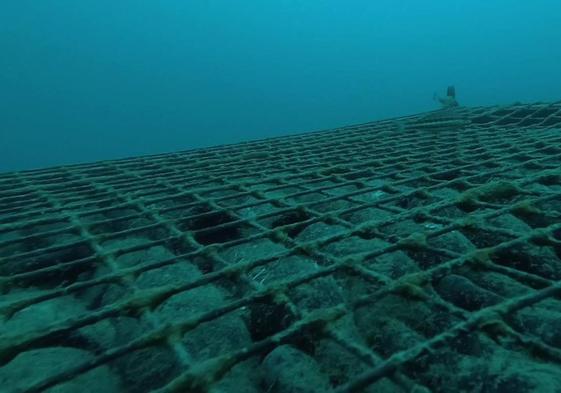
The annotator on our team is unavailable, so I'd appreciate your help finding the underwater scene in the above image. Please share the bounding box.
[1,2,561,393]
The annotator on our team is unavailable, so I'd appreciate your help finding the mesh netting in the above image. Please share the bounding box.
[1,102,561,393]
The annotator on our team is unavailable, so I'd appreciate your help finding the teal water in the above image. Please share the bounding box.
[1,1,561,172]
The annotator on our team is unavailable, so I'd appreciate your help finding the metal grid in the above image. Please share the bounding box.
[1,102,561,393]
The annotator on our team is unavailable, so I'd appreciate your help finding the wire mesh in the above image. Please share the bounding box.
[1,102,561,393]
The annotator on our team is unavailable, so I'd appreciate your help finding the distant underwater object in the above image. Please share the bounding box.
[447,85,456,98]
[434,85,460,108]
[397,85,468,132]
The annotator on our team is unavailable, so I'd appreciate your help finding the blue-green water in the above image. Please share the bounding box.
[1,1,560,172]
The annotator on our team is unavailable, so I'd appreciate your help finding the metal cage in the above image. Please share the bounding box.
[1,102,561,393]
